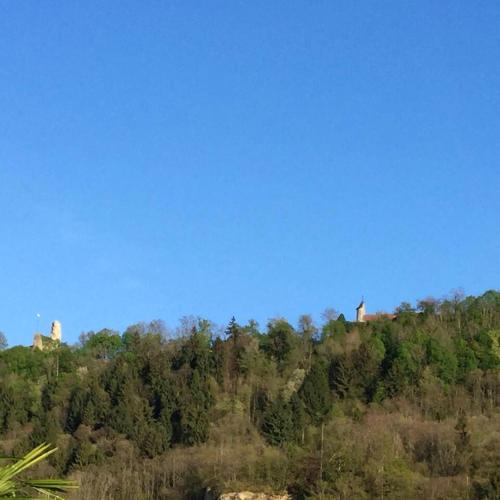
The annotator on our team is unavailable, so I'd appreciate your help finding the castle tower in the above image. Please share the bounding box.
[33,333,43,350]
[356,300,366,322]
[51,320,62,342]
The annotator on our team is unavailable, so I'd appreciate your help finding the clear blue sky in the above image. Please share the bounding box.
[1,1,499,345]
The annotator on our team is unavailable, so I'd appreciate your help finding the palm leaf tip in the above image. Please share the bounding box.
[24,478,79,490]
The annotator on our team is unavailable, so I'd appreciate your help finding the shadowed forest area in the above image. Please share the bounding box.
[0,290,499,499]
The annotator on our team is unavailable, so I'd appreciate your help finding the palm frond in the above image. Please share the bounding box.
[0,443,78,498]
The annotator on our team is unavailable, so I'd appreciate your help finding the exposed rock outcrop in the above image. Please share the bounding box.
[219,493,290,500]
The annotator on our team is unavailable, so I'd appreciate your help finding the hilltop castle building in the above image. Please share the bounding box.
[33,320,62,350]
[356,300,395,322]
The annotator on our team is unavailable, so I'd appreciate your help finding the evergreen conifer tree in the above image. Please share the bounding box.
[299,362,331,424]
[261,394,293,446]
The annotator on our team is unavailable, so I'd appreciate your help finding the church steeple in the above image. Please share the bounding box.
[356,299,366,322]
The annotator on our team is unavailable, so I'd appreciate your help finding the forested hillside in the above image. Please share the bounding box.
[0,291,499,499]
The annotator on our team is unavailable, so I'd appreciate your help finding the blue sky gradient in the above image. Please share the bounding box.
[1,1,499,344]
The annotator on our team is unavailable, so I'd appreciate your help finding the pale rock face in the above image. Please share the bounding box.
[51,320,62,341]
[219,493,290,500]
[33,333,43,350]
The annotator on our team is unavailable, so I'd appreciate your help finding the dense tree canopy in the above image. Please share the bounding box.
[0,290,499,499]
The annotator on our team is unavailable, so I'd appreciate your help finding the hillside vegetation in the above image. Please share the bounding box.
[0,291,499,499]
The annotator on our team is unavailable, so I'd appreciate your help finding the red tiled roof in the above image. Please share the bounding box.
[363,313,396,321]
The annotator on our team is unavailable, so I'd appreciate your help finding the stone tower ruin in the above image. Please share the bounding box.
[33,333,43,350]
[51,320,62,342]
[33,320,62,350]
